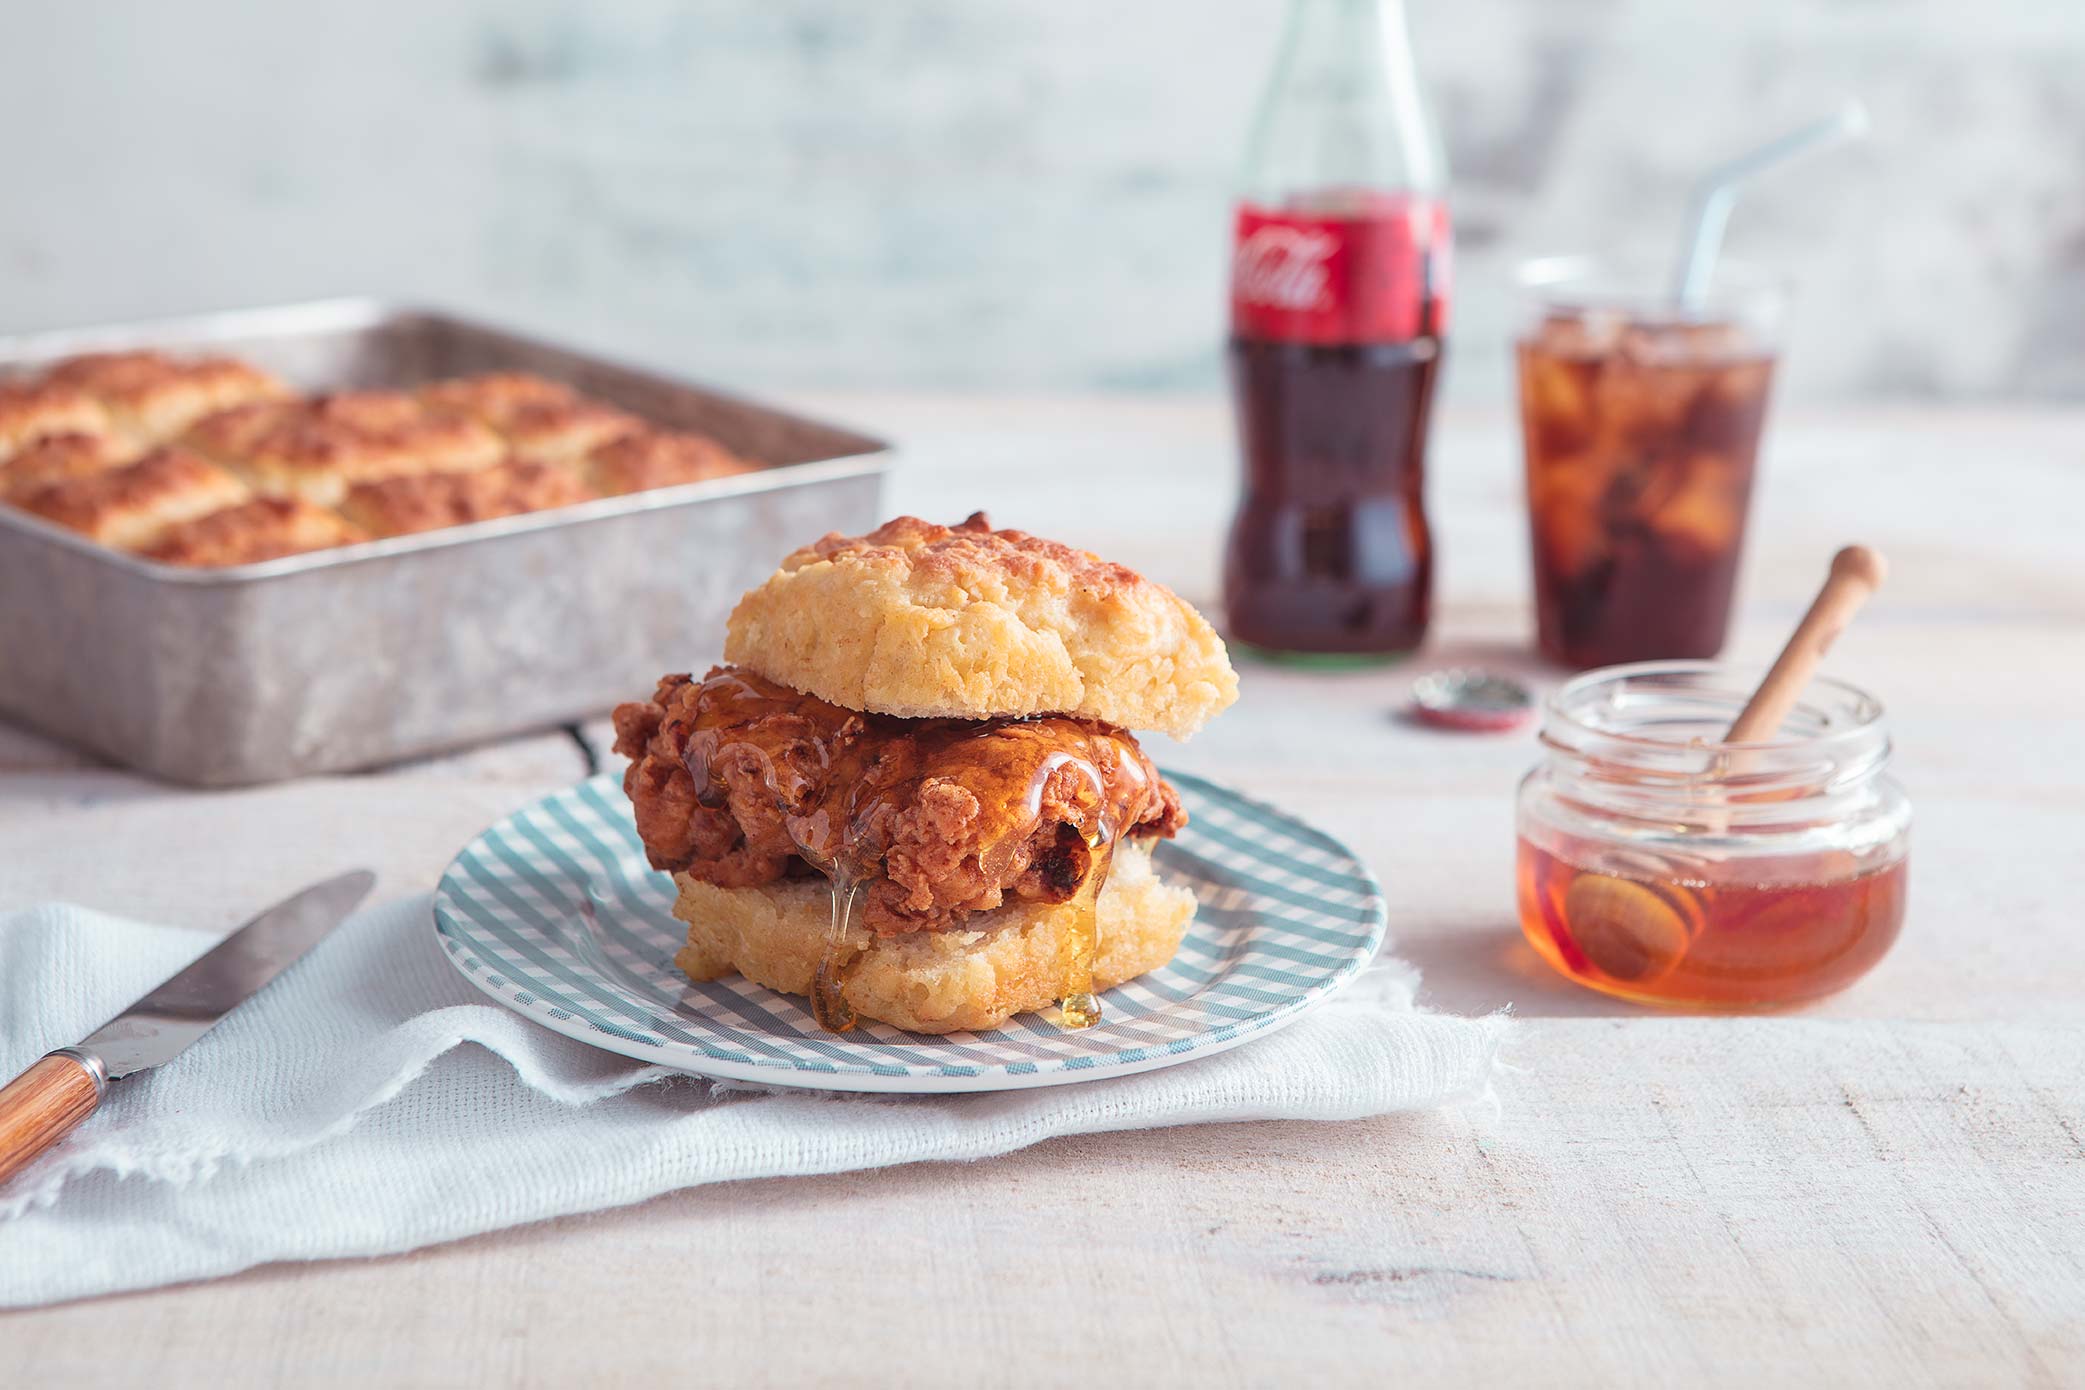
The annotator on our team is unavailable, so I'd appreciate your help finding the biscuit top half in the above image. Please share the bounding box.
[723,513,1238,739]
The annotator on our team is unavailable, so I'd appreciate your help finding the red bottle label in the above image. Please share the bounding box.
[1231,194,1452,344]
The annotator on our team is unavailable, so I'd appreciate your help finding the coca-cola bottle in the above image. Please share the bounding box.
[1224,0,1451,661]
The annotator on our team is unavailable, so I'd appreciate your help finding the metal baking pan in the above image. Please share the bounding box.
[0,299,887,785]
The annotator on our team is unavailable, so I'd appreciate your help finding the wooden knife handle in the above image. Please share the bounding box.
[0,1049,107,1186]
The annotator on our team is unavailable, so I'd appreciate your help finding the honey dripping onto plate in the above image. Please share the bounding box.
[1053,826,1115,1030]
[811,874,863,1032]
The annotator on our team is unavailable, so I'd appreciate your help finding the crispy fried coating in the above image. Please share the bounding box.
[612,665,1184,936]
[339,458,595,538]
[142,496,365,568]
[724,513,1238,738]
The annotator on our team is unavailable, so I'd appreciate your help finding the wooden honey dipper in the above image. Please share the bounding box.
[1726,545,1889,744]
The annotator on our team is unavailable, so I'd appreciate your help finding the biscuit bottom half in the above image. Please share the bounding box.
[671,837,1196,1035]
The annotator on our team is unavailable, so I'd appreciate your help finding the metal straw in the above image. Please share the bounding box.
[1671,98,1871,310]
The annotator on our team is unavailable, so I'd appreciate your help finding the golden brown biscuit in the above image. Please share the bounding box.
[0,432,128,500]
[724,514,1239,738]
[671,837,1194,1034]
[199,417,394,506]
[292,392,505,475]
[420,374,639,466]
[418,372,577,422]
[366,402,506,476]
[584,430,756,496]
[179,398,295,463]
[0,380,110,461]
[41,350,171,395]
[339,458,595,538]
[184,392,503,505]
[141,496,365,568]
[501,400,643,466]
[43,351,288,445]
[11,448,249,550]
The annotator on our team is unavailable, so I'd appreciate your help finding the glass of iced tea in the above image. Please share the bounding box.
[1516,662,1910,1008]
[1516,258,1786,668]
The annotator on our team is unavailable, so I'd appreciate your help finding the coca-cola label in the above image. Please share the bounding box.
[1231,195,1452,344]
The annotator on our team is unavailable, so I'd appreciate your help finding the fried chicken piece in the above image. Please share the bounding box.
[612,667,1184,936]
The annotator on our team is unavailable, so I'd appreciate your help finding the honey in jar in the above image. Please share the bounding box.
[1517,840,1906,1007]
[1515,661,1909,1008]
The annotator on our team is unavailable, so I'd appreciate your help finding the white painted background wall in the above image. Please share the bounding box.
[0,1,2075,402]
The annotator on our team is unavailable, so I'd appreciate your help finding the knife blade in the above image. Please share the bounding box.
[0,869,375,1185]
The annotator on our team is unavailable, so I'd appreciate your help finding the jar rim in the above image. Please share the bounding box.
[1546,659,1887,754]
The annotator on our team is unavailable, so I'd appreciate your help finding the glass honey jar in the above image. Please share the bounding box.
[1515,661,1910,1007]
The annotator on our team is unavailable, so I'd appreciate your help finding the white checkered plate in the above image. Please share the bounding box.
[432,770,1385,1093]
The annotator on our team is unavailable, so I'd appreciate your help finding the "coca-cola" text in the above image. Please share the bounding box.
[1232,224,1337,312]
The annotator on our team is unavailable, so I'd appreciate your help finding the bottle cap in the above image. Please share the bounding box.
[1409,668,1535,733]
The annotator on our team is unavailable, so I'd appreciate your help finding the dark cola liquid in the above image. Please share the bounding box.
[1224,335,1441,658]
[1517,329,1775,669]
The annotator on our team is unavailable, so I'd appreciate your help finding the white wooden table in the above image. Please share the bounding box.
[3,396,2080,1385]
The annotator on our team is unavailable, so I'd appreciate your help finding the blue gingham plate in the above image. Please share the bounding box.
[432,770,1384,1093]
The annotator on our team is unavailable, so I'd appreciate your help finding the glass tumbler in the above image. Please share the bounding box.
[1516,258,1787,668]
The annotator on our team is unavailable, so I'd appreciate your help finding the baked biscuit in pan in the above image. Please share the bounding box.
[418,372,578,423]
[190,413,399,506]
[184,392,503,505]
[339,458,595,538]
[0,380,110,461]
[11,448,249,550]
[290,391,507,476]
[43,351,289,446]
[178,398,294,463]
[420,374,640,467]
[6,355,766,558]
[142,496,366,568]
[0,432,128,501]
[584,430,756,497]
[500,399,643,467]
[322,392,505,476]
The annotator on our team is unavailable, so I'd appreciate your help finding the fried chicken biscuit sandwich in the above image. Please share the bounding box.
[613,514,1237,1034]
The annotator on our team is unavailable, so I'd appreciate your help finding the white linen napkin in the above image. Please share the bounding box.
[0,894,1506,1308]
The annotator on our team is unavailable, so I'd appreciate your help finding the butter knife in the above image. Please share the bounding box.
[0,869,375,1186]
